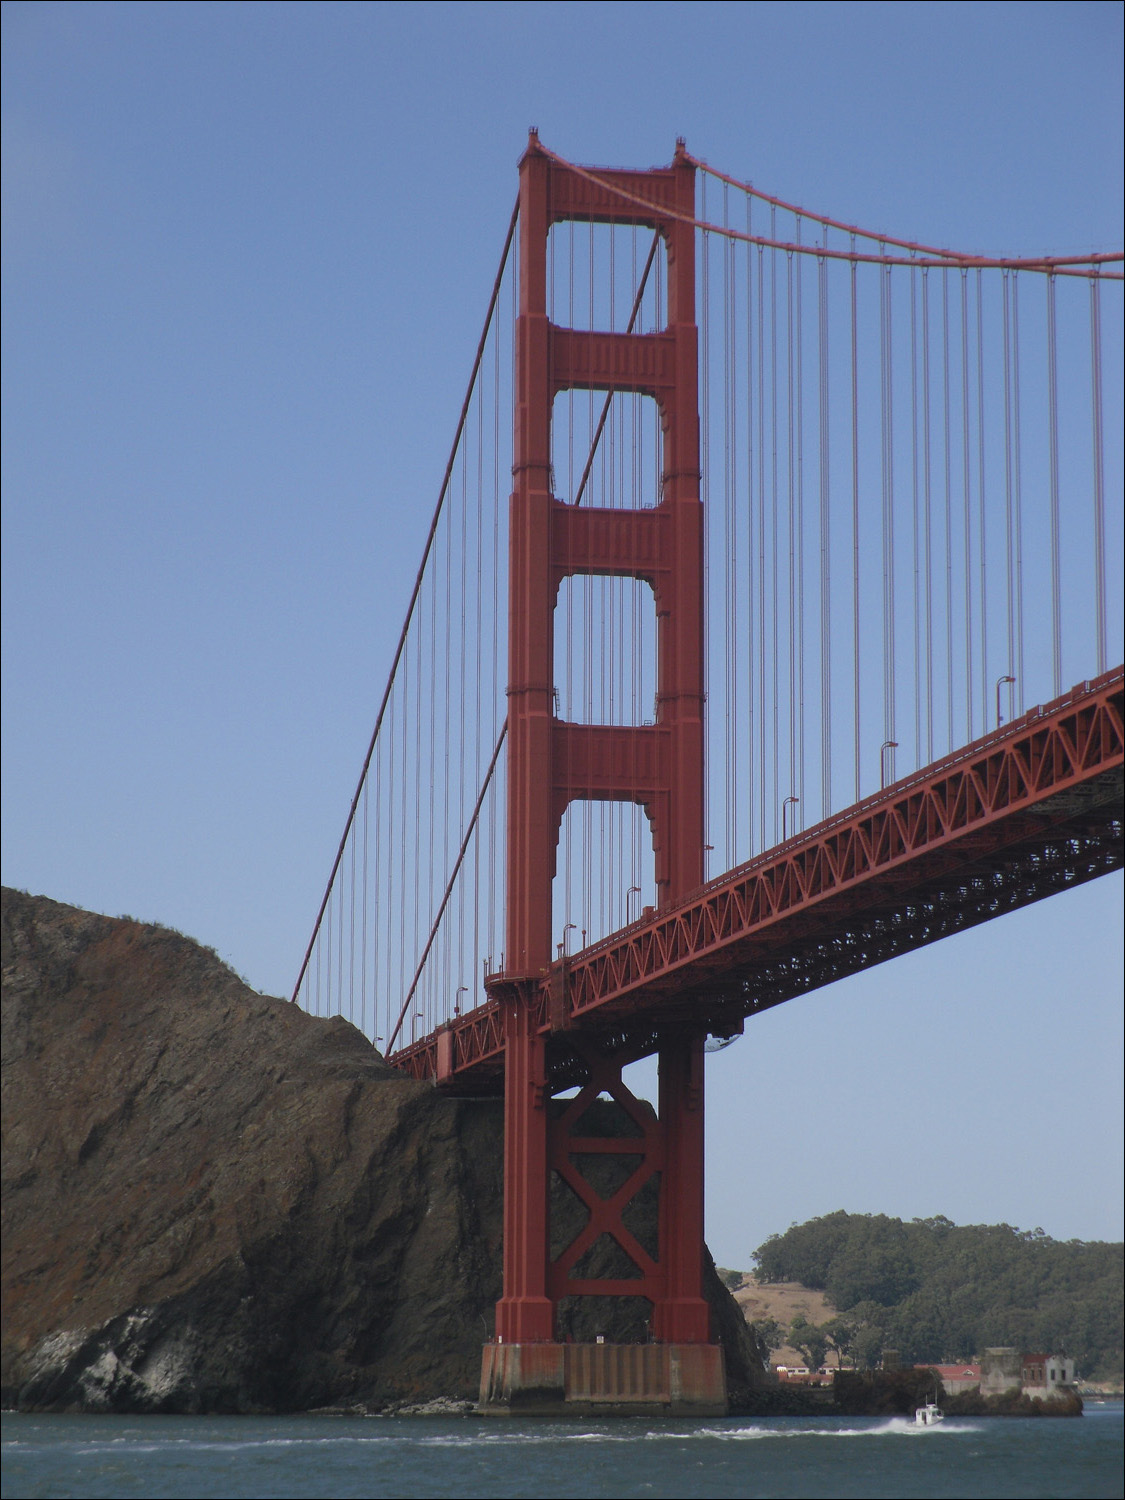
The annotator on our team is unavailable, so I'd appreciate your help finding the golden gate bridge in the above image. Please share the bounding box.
[290,136,1122,1414]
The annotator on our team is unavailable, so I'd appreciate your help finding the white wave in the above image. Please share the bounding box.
[58,1436,391,1456]
[15,1416,985,1459]
[694,1417,981,1440]
[416,1429,640,1446]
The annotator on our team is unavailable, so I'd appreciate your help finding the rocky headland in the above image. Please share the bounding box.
[1,888,763,1414]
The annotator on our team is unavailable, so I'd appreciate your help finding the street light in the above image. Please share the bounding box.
[996,674,1016,728]
[454,985,468,1017]
[626,885,641,922]
[782,795,800,841]
[562,922,577,957]
[882,741,900,792]
[880,740,899,789]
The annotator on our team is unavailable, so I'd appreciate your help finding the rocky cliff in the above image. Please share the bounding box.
[1,889,763,1413]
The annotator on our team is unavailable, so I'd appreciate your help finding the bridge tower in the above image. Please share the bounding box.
[479,134,725,1415]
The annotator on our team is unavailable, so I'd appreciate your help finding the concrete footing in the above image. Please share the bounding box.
[477,1341,727,1416]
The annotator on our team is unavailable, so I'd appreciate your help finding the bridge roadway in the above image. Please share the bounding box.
[392,667,1123,1094]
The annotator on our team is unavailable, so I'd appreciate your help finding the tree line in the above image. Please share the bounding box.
[747,1212,1123,1379]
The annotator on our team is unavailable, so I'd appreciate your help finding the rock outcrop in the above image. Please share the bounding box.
[1,889,763,1413]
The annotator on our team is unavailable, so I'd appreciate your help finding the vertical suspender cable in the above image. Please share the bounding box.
[339,848,346,1018]
[818,247,831,817]
[1046,272,1062,697]
[374,738,383,1040]
[732,229,741,858]
[787,249,796,814]
[750,198,759,858]
[942,270,954,752]
[1089,275,1107,674]
[319,900,328,1020]
[399,639,409,1033]
[770,207,780,841]
[473,347,485,998]
[975,269,988,730]
[880,255,895,773]
[702,207,714,850]
[427,524,437,1001]
[438,455,453,1018]
[795,219,806,828]
[850,243,861,799]
[388,699,399,1027]
[922,268,934,763]
[911,261,921,764]
[360,778,368,1036]
[567,225,578,928]
[1011,272,1025,712]
[1008,271,1020,714]
[723,192,732,864]
[586,224,594,932]
[758,242,767,845]
[960,269,973,740]
[348,805,356,1023]
[591,221,602,922]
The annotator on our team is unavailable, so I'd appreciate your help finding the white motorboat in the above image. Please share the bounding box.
[914,1401,944,1426]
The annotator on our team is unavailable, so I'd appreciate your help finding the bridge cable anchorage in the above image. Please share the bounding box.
[290,194,519,1009]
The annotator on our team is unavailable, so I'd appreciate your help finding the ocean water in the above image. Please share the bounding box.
[2,1405,1121,1500]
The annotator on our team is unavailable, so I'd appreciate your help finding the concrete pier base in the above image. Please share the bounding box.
[477,1341,727,1416]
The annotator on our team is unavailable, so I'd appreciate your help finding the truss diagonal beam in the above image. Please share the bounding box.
[393,668,1123,1092]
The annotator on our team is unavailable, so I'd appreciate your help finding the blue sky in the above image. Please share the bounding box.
[3,1,1122,1267]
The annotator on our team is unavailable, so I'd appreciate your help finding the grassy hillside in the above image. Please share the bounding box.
[750,1212,1123,1380]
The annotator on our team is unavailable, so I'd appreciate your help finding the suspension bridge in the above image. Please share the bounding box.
[291,135,1123,1414]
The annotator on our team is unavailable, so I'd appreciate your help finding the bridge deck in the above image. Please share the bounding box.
[391,667,1123,1093]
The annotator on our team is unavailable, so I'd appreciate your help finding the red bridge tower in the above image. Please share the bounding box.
[479,135,725,1415]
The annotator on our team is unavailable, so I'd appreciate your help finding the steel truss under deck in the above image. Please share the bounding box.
[393,667,1123,1093]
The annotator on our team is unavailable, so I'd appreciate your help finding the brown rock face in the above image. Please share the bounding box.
[1,888,763,1413]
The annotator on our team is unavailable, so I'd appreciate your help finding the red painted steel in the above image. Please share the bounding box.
[494,133,709,1346]
[546,1040,664,1302]
[387,134,1123,1374]
[394,666,1124,1091]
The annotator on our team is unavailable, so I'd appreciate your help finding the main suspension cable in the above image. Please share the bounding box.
[536,143,1122,277]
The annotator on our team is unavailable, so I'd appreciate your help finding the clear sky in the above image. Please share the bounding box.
[3,0,1122,1268]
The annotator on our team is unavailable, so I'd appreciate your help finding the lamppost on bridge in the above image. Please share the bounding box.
[626,885,641,923]
[996,675,1016,728]
[561,922,577,958]
[880,740,899,790]
[782,796,800,841]
[454,985,468,1017]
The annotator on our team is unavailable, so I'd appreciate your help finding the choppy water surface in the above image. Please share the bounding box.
[3,1405,1122,1500]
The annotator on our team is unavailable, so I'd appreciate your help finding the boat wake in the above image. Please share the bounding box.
[706,1417,978,1440]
